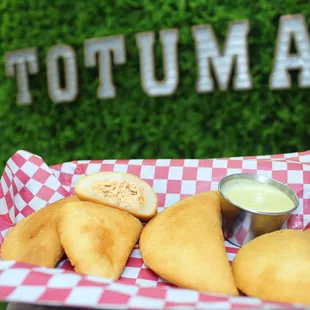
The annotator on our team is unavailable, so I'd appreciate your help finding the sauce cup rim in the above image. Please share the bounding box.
[218,173,299,216]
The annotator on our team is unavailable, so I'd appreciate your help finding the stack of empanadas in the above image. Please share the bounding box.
[2,170,310,306]
[1,171,157,280]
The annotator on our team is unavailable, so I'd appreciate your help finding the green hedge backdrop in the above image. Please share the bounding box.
[0,0,310,173]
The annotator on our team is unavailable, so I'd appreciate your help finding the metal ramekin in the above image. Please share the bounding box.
[218,173,299,247]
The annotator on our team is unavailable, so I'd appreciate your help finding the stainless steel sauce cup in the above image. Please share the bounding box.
[218,173,299,247]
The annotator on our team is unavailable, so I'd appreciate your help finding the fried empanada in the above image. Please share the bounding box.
[74,172,158,221]
[58,201,143,280]
[139,191,239,296]
[232,229,310,305]
[1,196,79,268]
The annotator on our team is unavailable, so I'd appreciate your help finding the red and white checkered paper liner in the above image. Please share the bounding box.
[0,150,310,310]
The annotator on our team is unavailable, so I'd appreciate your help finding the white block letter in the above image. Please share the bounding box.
[47,45,78,103]
[270,14,310,89]
[5,48,39,105]
[192,20,252,92]
[84,35,126,99]
[136,29,179,96]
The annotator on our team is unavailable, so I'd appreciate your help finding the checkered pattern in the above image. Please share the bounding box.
[0,150,309,309]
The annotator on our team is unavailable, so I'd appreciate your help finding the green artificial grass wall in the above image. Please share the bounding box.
[0,0,310,171]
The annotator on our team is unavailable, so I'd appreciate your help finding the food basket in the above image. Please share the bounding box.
[0,150,309,309]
